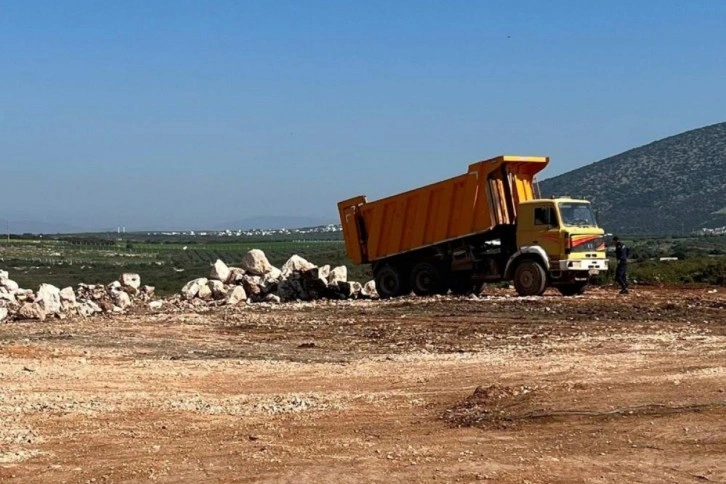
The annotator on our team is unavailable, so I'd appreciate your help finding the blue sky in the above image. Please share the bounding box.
[2,0,725,230]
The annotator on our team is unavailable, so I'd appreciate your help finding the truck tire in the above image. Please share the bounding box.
[374,264,410,299]
[513,260,547,296]
[410,262,445,296]
[557,282,587,296]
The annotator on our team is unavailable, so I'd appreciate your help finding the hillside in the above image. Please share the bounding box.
[540,122,726,236]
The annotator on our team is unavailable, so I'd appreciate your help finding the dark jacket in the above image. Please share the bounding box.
[615,242,628,264]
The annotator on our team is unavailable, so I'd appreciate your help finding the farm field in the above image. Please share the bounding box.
[1,287,725,482]
[1,234,725,297]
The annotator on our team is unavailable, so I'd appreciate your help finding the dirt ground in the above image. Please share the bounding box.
[1,286,725,483]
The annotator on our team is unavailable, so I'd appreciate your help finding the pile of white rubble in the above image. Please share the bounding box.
[0,269,156,322]
[178,249,377,305]
[0,249,378,322]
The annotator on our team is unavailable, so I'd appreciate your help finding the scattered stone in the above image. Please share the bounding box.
[79,300,102,317]
[208,280,227,300]
[98,300,114,313]
[338,281,363,299]
[228,267,246,282]
[0,289,17,304]
[36,284,62,316]
[181,278,208,300]
[60,287,76,304]
[148,300,163,310]
[268,266,282,280]
[328,266,348,285]
[1,278,19,293]
[197,283,213,300]
[111,290,132,310]
[302,266,330,299]
[226,286,247,305]
[0,306,7,322]
[281,255,316,278]
[242,275,263,297]
[120,273,141,291]
[362,280,378,299]
[107,281,123,292]
[277,278,305,302]
[17,303,46,321]
[264,293,281,304]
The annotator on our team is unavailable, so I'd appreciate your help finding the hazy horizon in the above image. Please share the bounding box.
[3,1,726,232]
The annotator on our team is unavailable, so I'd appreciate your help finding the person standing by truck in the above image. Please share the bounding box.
[612,236,629,294]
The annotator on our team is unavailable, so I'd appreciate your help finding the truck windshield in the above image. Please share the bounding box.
[558,202,598,227]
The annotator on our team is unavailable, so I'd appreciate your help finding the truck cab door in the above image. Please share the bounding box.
[517,204,561,256]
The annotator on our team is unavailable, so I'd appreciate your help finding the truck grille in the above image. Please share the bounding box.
[571,235,605,253]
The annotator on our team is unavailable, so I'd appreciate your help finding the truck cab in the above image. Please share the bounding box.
[511,198,608,295]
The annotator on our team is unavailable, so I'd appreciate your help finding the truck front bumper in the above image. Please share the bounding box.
[558,258,608,273]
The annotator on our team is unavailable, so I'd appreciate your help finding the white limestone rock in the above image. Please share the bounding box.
[181,278,208,300]
[210,259,231,283]
[281,255,316,278]
[328,266,348,286]
[120,273,141,290]
[36,284,62,315]
[241,249,272,276]
[226,286,247,305]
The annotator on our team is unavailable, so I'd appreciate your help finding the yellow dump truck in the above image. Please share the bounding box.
[338,155,608,298]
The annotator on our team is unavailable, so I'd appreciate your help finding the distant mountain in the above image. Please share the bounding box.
[211,216,335,230]
[540,122,726,236]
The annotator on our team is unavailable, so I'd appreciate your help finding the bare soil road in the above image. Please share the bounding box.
[1,287,725,483]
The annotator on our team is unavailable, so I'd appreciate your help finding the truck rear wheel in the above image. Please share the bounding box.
[410,262,445,296]
[374,264,410,299]
[513,260,547,296]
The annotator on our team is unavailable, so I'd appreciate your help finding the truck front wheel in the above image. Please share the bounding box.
[513,260,547,296]
[374,264,410,299]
